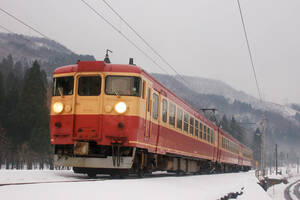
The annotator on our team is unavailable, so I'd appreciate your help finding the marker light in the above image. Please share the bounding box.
[53,102,64,114]
[115,102,127,114]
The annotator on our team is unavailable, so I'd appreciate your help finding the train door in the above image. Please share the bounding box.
[213,129,218,162]
[73,74,102,140]
[144,86,152,140]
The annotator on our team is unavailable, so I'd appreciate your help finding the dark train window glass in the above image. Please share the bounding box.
[189,117,194,135]
[53,76,74,96]
[177,108,183,130]
[207,128,210,142]
[169,103,175,126]
[162,99,168,123]
[195,120,199,137]
[152,93,158,120]
[105,76,141,96]
[199,122,203,139]
[78,76,101,96]
[204,125,207,140]
[211,130,214,144]
[183,113,189,133]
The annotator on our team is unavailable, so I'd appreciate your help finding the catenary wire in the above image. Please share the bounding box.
[0,24,14,34]
[101,0,189,85]
[0,7,50,39]
[236,0,263,102]
[80,0,170,75]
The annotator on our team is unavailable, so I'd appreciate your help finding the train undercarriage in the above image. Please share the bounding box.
[54,143,250,178]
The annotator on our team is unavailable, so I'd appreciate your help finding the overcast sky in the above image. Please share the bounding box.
[1,0,300,105]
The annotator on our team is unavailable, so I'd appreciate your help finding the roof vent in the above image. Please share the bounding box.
[129,58,135,65]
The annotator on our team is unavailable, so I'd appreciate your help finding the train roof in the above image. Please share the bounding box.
[53,61,142,74]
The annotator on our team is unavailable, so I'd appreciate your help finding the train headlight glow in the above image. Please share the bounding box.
[53,102,64,114]
[115,102,127,114]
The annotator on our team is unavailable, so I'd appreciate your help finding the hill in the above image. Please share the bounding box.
[0,32,95,75]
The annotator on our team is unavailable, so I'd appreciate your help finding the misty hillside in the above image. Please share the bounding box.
[0,33,95,74]
[152,73,300,150]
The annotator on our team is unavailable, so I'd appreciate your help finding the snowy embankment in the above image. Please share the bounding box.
[0,170,271,200]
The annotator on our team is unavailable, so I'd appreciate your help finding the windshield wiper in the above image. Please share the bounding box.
[58,87,64,98]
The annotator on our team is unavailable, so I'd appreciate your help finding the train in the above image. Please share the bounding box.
[50,58,253,177]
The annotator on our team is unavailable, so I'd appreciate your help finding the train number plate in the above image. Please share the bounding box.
[74,141,89,155]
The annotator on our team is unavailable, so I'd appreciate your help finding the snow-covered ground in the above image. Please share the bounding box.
[0,170,273,200]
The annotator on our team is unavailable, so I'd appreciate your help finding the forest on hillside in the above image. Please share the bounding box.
[0,55,51,169]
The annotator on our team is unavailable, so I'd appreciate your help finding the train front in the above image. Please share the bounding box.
[50,61,143,176]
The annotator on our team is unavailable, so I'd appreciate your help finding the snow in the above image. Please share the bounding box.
[0,170,272,200]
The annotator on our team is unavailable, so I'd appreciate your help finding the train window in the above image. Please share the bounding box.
[142,80,146,99]
[169,103,176,126]
[152,93,158,120]
[147,88,151,112]
[211,130,214,144]
[53,76,74,96]
[199,122,203,139]
[195,120,199,137]
[162,99,168,123]
[105,76,141,96]
[204,125,207,140]
[183,113,189,133]
[207,128,210,142]
[189,117,194,135]
[78,76,101,96]
[177,108,183,130]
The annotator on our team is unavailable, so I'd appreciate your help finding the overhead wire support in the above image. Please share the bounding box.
[80,0,170,75]
[236,0,262,102]
[0,7,49,39]
[101,0,189,85]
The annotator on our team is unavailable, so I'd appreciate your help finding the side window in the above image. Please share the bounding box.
[162,99,168,123]
[78,76,101,96]
[207,128,210,142]
[195,120,199,137]
[142,80,146,99]
[211,130,214,144]
[147,88,151,112]
[189,117,194,135]
[152,93,158,120]
[177,108,183,130]
[169,103,175,126]
[183,113,189,133]
[204,125,207,140]
[200,122,203,139]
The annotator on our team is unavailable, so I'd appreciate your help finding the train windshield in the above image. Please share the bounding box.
[53,76,74,96]
[105,76,141,97]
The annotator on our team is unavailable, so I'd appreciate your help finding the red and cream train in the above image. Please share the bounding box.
[50,60,253,177]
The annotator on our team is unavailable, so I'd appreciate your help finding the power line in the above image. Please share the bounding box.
[80,0,170,75]
[101,0,189,85]
[236,0,263,102]
[0,7,49,39]
[0,24,14,34]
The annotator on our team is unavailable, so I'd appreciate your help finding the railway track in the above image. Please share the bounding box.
[284,180,300,200]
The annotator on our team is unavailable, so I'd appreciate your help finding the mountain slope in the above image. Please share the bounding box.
[0,33,95,74]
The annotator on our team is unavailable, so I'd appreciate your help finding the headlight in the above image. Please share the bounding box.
[53,102,64,113]
[115,102,127,114]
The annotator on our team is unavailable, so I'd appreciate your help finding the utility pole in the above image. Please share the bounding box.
[261,113,266,177]
[275,144,278,175]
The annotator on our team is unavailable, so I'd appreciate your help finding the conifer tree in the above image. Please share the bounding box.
[16,61,50,156]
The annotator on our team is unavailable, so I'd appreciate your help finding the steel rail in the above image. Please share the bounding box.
[284,179,300,200]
